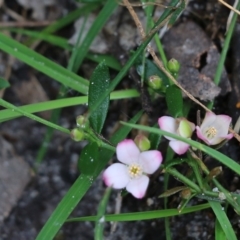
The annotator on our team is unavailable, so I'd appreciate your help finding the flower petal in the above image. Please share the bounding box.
[196,126,211,144]
[116,139,140,165]
[169,140,189,155]
[139,150,162,174]
[200,112,216,130]
[209,133,233,145]
[213,115,232,136]
[126,175,149,199]
[103,163,129,189]
[158,116,177,140]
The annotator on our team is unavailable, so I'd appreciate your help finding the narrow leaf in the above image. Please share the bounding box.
[67,203,210,222]
[89,61,110,133]
[94,188,111,240]
[79,142,99,175]
[0,32,89,94]
[166,85,183,117]
[209,201,237,240]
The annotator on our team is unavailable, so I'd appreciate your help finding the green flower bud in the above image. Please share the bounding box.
[167,58,180,74]
[76,115,89,129]
[71,128,85,142]
[134,134,151,151]
[148,75,162,90]
[178,119,193,138]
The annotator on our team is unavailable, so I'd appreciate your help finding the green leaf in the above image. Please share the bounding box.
[0,89,139,123]
[89,61,110,133]
[67,203,210,222]
[0,32,89,94]
[168,0,185,27]
[209,201,237,240]
[215,218,227,240]
[166,85,183,117]
[78,142,99,175]
[0,98,69,134]
[72,0,117,71]
[35,111,142,240]
[148,124,162,150]
[0,77,10,89]
[143,58,170,87]
[94,188,111,240]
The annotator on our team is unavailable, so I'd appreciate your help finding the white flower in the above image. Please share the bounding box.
[196,112,233,145]
[103,139,162,199]
[158,116,195,155]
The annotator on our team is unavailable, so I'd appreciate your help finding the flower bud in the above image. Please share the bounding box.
[76,115,89,129]
[167,58,180,74]
[71,128,85,142]
[134,134,151,151]
[147,75,162,90]
[178,119,193,138]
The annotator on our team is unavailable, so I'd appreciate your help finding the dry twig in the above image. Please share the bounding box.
[218,0,240,15]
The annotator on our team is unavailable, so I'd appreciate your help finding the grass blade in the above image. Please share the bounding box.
[67,203,210,222]
[209,201,237,240]
[0,33,89,94]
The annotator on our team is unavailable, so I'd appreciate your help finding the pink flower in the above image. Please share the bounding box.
[103,139,162,199]
[196,112,233,145]
[158,116,195,155]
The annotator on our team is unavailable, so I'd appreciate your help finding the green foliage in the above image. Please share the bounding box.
[0,32,89,94]
[79,142,99,175]
[0,78,10,89]
[67,203,210,222]
[1,0,240,239]
[35,111,142,239]
[89,61,110,134]
[166,85,183,117]
[94,188,111,240]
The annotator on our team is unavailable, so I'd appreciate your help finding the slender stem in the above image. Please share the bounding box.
[0,98,70,134]
[165,167,201,193]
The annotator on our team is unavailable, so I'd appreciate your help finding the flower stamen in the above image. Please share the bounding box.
[205,126,217,139]
[128,163,143,179]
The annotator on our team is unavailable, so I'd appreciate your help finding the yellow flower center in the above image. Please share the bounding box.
[205,126,217,139]
[128,163,143,179]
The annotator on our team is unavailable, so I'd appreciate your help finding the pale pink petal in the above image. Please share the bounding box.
[209,133,233,145]
[224,133,234,140]
[200,112,216,130]
[169,140,189,155]
[139,150,162,174]
[116,139,140,165]
[126,175,149,199]
[158,116,177,140]
[213,115,232,136]
[103,163,129,189]
[196,126,211,144]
